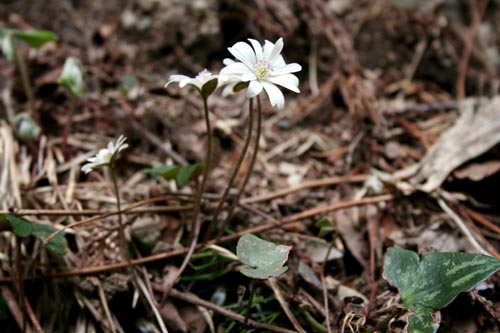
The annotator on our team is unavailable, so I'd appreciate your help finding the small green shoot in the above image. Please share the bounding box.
[315,216,335,239]
[1,214,67,255]
[145,163,204,188]
[383,247,500,333]
[0,27,58,134]
[59,57,83,98]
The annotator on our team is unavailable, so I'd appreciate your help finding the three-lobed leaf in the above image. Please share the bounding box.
[384,247,500,333]
[236,234,292,279]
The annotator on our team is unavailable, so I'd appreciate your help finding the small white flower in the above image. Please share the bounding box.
[220,38,301,110]
[165,69,219,97]
[81,135,129,174]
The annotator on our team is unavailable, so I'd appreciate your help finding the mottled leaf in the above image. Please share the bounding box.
[236,234,291,279]
[407,311,440,333]
[384,247,500,311]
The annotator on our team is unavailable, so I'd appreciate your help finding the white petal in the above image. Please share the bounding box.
[262,81,285,110]
[262,40,275,59]
[247,80,263,98]
[272,63,302,75]
[269,74,300,93]
[223,58,235,66]
[221,62,253,75]
[248,39,263,61]
[228,41,257,67]
[272,55,286,68]
[165,75,190,88]
[267,38,283,63]
[241,72,257,81]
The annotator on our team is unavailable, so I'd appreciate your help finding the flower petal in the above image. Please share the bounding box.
[248,39,263,61]
[267,38,283,63]
[247,80,263,98]
[165,75,190,88]
[272,63,302,75]
[269,74,300,93]
[228,41,257,67]
[262,40,275,59]
[220,62,253,76]
[262,81,285,110]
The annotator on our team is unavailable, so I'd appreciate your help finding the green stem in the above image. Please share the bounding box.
[215,96,261,241]
[208,98,254,239]
[13,44,36,119]
[159,95,212,307]
[244,279,257,326]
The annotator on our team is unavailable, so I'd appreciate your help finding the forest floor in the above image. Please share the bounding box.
[1,1,500,332]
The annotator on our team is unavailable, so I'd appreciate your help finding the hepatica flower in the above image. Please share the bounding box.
[81,135,129,173]
[165,69,219,99]
[220,38,301,110]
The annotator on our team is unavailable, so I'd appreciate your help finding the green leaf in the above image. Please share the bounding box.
[176,163,203,188]
[407,311,440,333]
[236,234,292,279]
[31,223,67,255]
[15,113,41,140]
[145,165,180,179]
[2,214,67,255]
[1,31,14,63]
[201,78,218,99]
[59,57,83,97]
[13,29,58,48]
[145,163,203,188]
[5,215,33,237]
[315,217,335,238]
[383,247,500,312]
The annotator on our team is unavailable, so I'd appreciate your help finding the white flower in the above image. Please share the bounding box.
[165,69,219,97]
[81,135,129,174]
[220,38,301,110]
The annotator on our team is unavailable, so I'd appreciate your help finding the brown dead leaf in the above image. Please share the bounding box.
[395,97,500,192]
[454,160,500,181]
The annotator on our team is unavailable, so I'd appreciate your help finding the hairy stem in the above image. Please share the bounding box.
[208,98,254,239]
[159,95,212,307]
[216,96,261,241]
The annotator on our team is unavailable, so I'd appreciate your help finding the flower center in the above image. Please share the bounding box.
[254,61,271,80]
[196,69,213,82]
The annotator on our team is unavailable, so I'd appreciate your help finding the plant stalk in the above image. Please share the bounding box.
[14,44,36,120]
[244,279,257,326]
[159,95,212,307]
[208,97,254,239]
[62,95,76,157]
[215,96,261,241]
